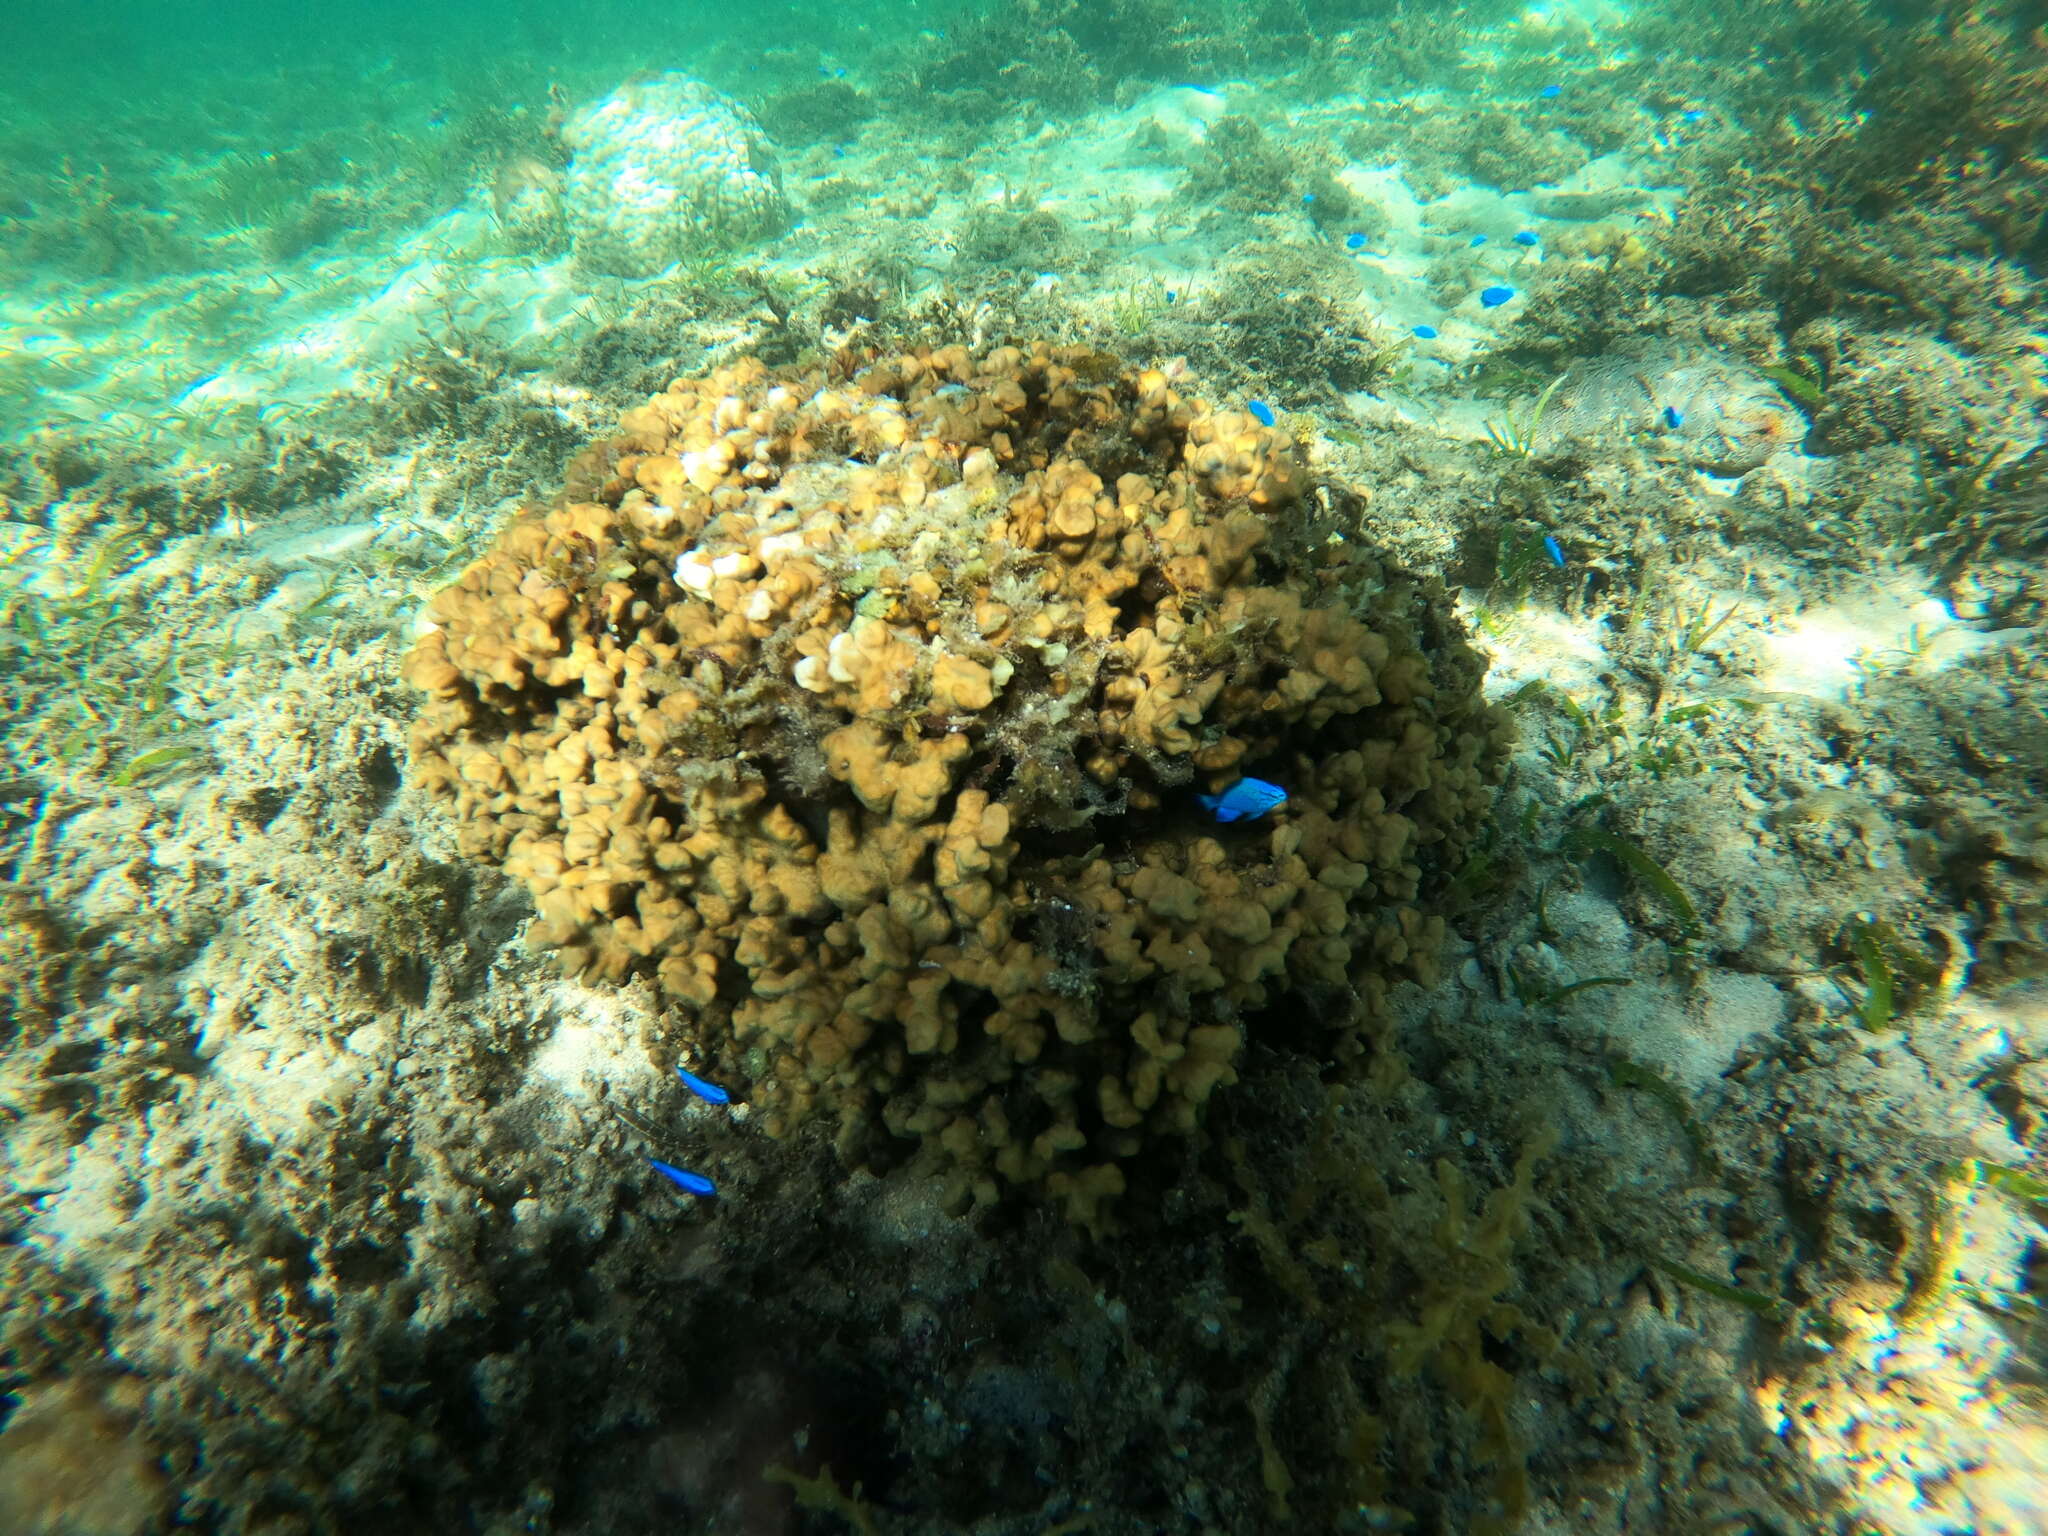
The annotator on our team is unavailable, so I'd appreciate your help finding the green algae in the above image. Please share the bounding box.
[1563,826,1703,945]
[1649,1257,1788,1322]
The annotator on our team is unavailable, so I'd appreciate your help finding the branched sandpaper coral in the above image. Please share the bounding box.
[407,342,1508,1224]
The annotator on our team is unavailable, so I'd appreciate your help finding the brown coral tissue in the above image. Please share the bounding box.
[406,341,1508,1223]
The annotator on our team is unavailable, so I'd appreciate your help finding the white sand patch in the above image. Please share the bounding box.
[180,214,596,413]
[529,981,661,1102]
[1758,590,2006,701]
[24,1136,139,1260]
[1672,972,1788,1089]
[1473,602,1611,699]
[1526,887,1789,1090]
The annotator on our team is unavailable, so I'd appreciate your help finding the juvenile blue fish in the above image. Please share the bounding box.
[1469,233,1488,247]
[1513,231,1539,247]
[650,1160,717,1197]
[1344,232,1366,250]
[1662,405,1684,428]
[676,1065,731,1104]
[1680,108,1706,122]
[1301,192,1316,204]
[1538,84,1562,99]
[1480,285,1516,308]
[1198,777,1288,823]
[1412,324,1439,339]
[1544,535,1566,568]
[1247,400,1276,427]
[1164,290,1177,304]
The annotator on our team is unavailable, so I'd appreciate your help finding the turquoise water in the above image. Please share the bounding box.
[4,3,2047,1533]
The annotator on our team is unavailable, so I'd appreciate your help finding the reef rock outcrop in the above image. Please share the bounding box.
[407,341,1508,1222]
[558,73,787,275]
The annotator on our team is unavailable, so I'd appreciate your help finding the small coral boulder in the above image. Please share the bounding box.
[558,72,788,275]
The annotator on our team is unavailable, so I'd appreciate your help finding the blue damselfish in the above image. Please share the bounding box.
[1247,400,1276,427]
[1479,285,1515,308]
[1198,777,1289,823]
[676,1065,730,1104]
[650,1160,717,1197]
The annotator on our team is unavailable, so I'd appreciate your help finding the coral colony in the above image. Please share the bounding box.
[408,342,1508,1226]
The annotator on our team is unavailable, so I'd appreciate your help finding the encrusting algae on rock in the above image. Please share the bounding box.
[406,340,1510,1224]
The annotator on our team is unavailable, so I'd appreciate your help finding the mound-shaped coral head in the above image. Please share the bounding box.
[407,341,1507,1226]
